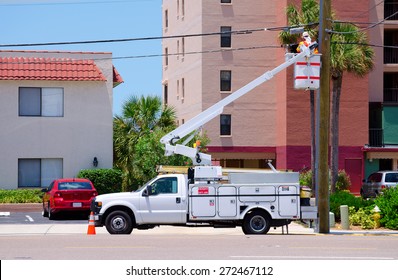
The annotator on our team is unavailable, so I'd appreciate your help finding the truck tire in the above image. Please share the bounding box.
[105,210,134,234]
[242,210,271,235]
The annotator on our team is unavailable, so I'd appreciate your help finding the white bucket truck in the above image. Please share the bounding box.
[91,42,319,235]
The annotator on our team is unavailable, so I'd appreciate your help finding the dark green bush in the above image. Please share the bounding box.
[375,187,398,230]
[330,190,373,221]
[335,170,351,191]
[299,169,351,191]
[0,189,42,203]
[299,170,313,189]
[77,169,123,195]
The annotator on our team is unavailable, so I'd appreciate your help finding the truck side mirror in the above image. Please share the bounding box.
[142,185,154,197]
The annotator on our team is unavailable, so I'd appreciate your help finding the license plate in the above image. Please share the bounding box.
[72,202,82,207]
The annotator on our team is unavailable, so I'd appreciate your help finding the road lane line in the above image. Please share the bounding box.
[25,215,34,222]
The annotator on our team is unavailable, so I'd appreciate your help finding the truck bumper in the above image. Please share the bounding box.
[300,206,318,219]
[93,214,103,227]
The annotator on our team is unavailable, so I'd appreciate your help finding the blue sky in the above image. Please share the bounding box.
[0,0,162,116]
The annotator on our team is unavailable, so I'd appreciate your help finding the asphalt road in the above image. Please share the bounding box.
[1,205,398,260]
[2,205,397,280]
[1,226,398,260]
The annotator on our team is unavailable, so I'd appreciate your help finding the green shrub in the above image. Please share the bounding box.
[349,206,378,229]
[299,170,313,189]
[77,169,123,195]
[330,190,373,221]
[0,189,42,203]
[299,169,351,192]
[335,170,351,191]
[375,187,398,230]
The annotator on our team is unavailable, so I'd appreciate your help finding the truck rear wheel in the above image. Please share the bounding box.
[105,210,133,234]
[242,210,271,235]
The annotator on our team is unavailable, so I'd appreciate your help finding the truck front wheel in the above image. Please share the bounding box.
[242,210,271,235]
[105,210,134,234]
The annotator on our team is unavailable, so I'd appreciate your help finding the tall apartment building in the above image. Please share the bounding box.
[365,1,398,178]
[161,0,398,194]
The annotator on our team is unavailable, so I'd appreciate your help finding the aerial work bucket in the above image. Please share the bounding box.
[294,54,321,90]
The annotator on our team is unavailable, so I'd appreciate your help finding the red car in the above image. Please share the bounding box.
[42,178,97,219]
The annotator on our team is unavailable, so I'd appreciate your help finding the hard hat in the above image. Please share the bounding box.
[302,31,309,38]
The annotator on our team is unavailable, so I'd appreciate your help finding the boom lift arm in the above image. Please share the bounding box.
[160,43,318,165]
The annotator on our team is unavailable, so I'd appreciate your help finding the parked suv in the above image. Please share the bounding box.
[42,178,97,219]
[360,171,398,199]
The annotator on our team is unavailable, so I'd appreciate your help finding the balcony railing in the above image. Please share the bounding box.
[384,88,398,102]
[384,48,398,64]
[369,128,384,147]
[385,2,398,20]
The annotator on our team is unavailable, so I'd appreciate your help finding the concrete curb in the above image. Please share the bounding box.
[0,203,42,212]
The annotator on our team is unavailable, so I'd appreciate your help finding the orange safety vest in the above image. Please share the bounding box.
[296,41,318,53]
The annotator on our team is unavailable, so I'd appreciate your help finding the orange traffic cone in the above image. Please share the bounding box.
[87,211,96,235]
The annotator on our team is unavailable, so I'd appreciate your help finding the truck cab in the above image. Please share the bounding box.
[92,174,189,234]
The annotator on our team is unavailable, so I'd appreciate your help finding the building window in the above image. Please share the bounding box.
[177,40,180,59]
[165,9,169,30]
[221,26,232,48]
[182,37,185,57]
[182,0,185,18]
[177,79,180,100]
[165,47,169,67]
[220,114,231,136]
[220,70,232,91]
[19,87,64,117]
[221,0,232,3]
[18,158,63,188]
[164,83,168,105]
[182,78,185,103]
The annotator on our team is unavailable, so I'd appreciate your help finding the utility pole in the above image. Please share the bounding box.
[316,0,331,233]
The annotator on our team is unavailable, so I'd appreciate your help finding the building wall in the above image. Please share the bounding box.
[163,0,281,157]
[163,0,374,187]
[0,51,114,189]
[162,0,203,124]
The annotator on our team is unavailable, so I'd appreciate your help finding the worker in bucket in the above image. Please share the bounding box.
[296,31,318,53]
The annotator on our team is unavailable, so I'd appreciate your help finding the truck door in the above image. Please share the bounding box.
[139,176,185,224]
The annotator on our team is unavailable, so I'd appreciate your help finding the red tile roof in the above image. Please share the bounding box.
[0,57,107,81]
[113,66,124,87]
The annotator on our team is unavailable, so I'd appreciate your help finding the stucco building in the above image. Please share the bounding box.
[161,0,398,194]
[0,50,123,189]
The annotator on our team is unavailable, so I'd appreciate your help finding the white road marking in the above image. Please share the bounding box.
[25,215,34,222]
[0,212,11,216]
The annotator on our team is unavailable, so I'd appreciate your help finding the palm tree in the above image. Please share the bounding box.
[279,0,320,187]
[280,0,374,193]
[113,95,177,189]
[329,22,374,192]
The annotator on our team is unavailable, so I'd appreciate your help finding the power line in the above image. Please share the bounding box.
[0,22,318,49]
[0,45,284,64]
[345,0,385,20]
[0,0,150,6]
[327,10,398,34]
[0,28,265,48]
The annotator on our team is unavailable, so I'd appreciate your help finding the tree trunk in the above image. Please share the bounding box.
[310,90,316,190]
[330,74,343,193]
